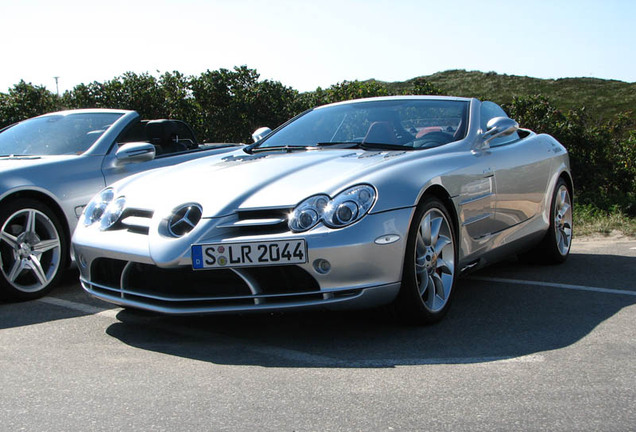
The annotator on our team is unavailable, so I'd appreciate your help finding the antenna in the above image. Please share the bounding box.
[53,76,60,96]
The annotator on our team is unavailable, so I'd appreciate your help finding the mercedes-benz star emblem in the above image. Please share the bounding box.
[168,204,202,237]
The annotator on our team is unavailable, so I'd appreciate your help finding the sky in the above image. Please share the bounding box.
[0,0,634,94]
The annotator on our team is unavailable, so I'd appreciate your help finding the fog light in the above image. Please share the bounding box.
[313,259,331,274]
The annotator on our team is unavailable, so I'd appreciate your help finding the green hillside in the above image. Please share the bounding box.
[377,69,636,122]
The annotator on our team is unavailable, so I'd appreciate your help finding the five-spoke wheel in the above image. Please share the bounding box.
[0,199,67,301]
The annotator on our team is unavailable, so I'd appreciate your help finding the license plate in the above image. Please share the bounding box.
[191,239,307,269]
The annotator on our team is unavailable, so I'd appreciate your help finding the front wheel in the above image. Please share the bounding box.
[0,199,68,301]
[394,196,458,324]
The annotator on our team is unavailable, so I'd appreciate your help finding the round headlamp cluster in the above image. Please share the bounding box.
[289,185,376,232]
[83,188,126,230]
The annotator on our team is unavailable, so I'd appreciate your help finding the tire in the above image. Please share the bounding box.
[526,178,573,264]
[0,199,68,301]
[394,196,458,324]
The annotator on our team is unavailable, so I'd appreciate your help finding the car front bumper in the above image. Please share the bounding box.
[72,207,413,315]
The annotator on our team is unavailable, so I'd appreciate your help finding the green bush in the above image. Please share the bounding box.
[1,68,632,217]
[506,95,635,215]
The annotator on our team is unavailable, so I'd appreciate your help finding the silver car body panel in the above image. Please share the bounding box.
[71,97,571,314]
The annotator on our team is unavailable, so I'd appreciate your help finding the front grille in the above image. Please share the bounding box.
[84,258,361,313]
[216,208,291,235]
[116,208,154,234]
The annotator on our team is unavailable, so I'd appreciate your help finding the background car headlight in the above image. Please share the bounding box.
[83,188,114,226]
[99,196,126,230]
[289,185,376,232]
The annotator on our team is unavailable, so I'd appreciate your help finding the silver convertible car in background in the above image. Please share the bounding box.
[0,109,237,301]
[72,96,573,324]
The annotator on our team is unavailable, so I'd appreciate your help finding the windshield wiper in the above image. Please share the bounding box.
[358,142,414,151]
[249,145,315,154]
[317,141,413,151]
[316,141,362,148]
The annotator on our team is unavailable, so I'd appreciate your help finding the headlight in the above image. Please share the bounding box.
[289,185,376,232]
[82,188,126,230]
[289,195,328,232]
[83,188,115,226]
[100,196,126,230]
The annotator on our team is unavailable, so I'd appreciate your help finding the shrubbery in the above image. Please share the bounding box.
[505,95,635,214]
[1,67,633,214]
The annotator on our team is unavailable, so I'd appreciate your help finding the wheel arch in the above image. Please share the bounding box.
[559,170,574,197]
[418,184,459,240]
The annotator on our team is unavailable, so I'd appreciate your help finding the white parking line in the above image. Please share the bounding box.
[38,297,119,318]
[330,354,545,367]
[469,276,636,296]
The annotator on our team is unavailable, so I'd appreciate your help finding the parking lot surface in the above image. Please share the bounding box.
[1,237,635,431]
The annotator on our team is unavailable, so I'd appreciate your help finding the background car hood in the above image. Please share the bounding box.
[0,155,76,172]
[116,148,412,217]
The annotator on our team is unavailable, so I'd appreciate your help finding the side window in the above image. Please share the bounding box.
[480,101,519,147]
[118,120,199,156]
[118,120,147,144]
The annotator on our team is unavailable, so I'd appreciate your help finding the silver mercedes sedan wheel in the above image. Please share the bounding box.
[0,200,65,300]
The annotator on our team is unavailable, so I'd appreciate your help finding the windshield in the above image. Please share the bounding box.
[256,99,469,150]
[0,112,123,156]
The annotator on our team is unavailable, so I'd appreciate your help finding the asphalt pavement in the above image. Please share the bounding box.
[1,236,634,431]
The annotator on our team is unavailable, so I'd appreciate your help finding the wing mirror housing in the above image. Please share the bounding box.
[251,127,272,143]
[478,117,519,149]
[115,142,156,165]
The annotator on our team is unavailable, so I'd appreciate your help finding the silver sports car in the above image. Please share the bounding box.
[0,109,236,301]
[72,96,573,323]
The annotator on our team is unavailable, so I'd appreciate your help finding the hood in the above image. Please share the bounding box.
[0,155,76,172]
[115,148,413,217]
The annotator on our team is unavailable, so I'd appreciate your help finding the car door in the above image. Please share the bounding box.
[489,139,551,229]
[480,102,550,231]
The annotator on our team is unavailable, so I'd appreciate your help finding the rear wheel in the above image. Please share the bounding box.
[526,178,572,264]
[0,199,67,301]
[394,196,457,324]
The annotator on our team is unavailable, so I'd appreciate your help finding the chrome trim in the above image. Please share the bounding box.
[459,192,494,206]
[462,213,493,226]
[216,218,286,228]
[80,276,400,314]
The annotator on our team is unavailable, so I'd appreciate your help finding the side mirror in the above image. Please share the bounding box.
[251,127,272,143]
[115,142,156,165]
[481,117,519,147]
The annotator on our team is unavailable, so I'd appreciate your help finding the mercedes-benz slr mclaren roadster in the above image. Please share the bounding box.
[72,96,573,323]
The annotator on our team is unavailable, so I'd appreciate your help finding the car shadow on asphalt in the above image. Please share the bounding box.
[104,252,636,368]
[0,269,91,329]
